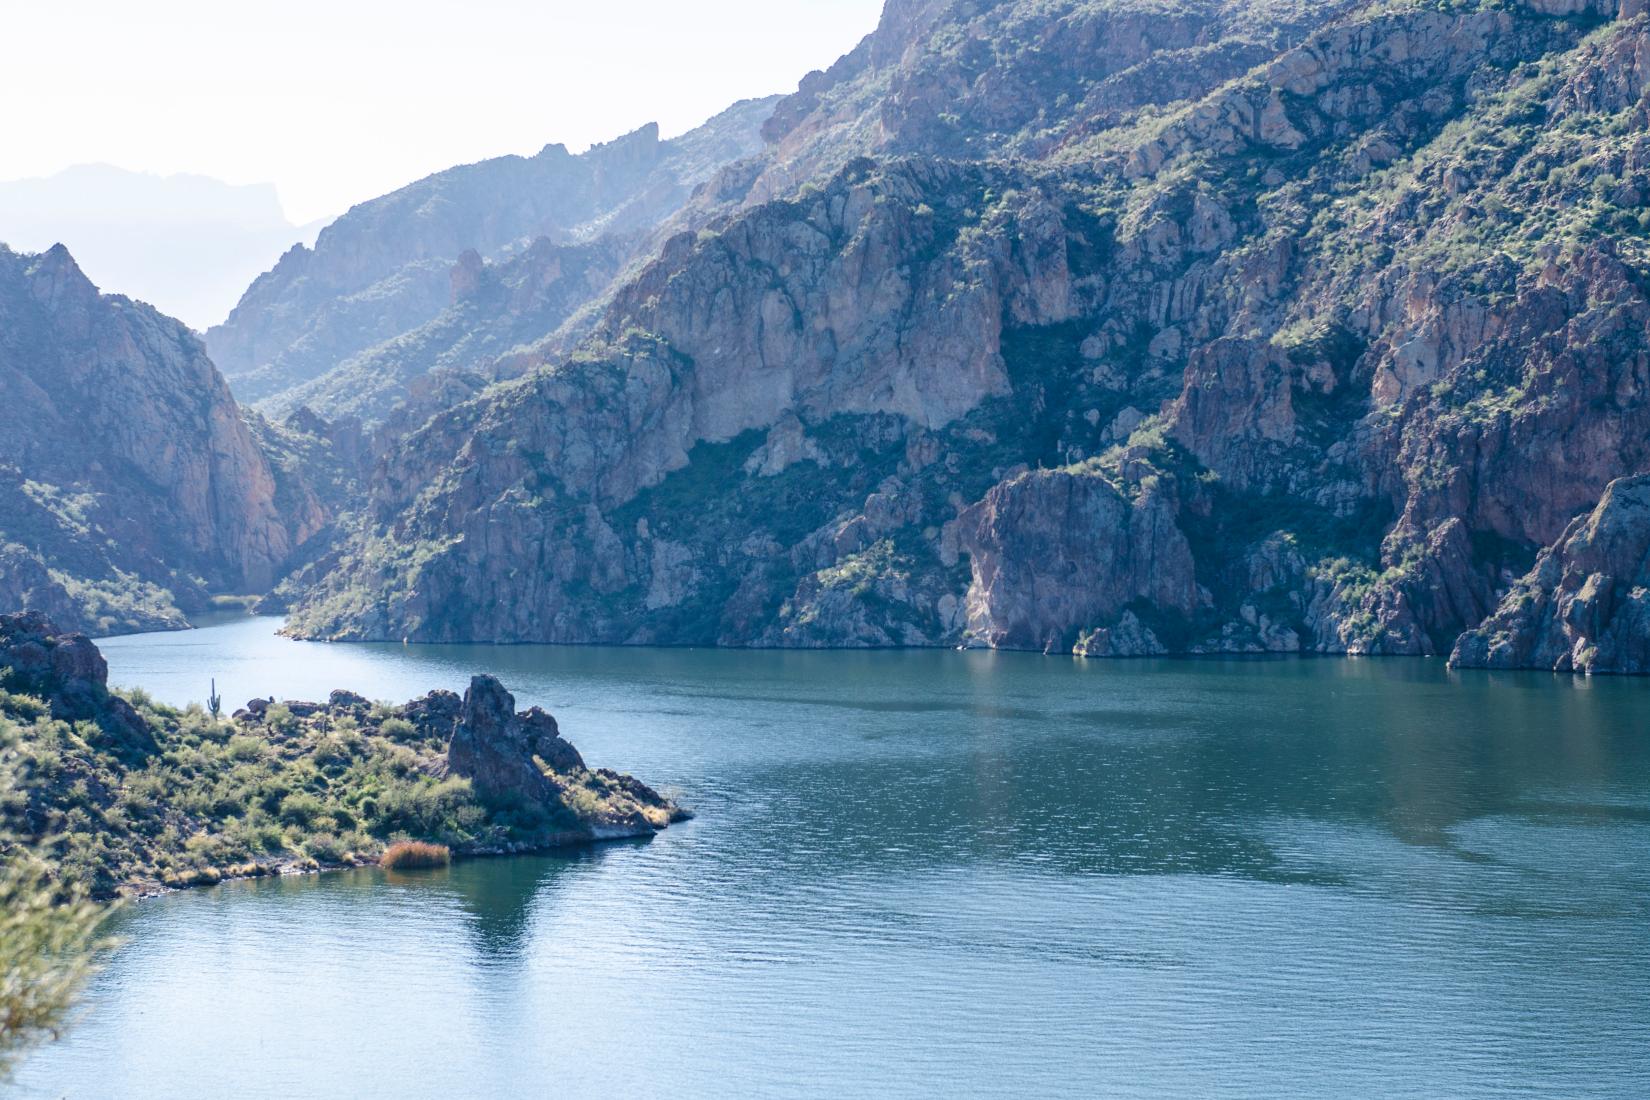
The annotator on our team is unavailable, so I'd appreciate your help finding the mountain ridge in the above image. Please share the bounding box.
[204,98,781,416]
[0,243,334,634]
[275,0,1650,675]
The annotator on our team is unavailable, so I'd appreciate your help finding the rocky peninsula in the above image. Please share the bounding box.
[0,611,684,898]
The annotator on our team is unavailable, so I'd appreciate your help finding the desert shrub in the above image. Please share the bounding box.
[303,833,347,864]
[0,691,48,720]
[277,792,327,829]
[226,736,265,762]
[312,735,353,769]
[377,717,416,742]
[371,776,475,838]
[0,731,111,1082]
[263,705,299,736]
[227,815,285,855]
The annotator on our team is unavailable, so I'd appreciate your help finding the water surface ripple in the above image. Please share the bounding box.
[15,617,1650,1098]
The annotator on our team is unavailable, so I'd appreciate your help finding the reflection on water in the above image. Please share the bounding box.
[14,617,1650,1098]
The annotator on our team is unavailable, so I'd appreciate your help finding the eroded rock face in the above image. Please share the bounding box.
[0,611,155,757]
[959,469,1202,652]
[446,675,586,805]
[1452,477,1650,673]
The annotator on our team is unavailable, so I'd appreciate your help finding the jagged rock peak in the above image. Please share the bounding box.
[446,675,587,804]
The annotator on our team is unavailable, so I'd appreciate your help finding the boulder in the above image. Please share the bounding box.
[399,689,463,739]
[0,611,156,757]
[959,469,1203,652]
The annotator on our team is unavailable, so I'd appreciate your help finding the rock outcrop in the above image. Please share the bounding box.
[0,610,155,757]
[447,675,585,804]
[1452,477,1650,673]
[959,468,1203,653]
[444,674,677,836]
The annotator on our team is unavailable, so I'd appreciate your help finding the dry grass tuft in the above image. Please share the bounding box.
[379,840,450,871]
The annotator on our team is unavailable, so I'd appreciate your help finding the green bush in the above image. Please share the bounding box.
[278,792,327,829]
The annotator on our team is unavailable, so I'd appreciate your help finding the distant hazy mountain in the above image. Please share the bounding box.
[0,164,319,329]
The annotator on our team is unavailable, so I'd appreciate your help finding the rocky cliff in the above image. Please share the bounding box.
[0,245,326,634]
[270,0,1650,672]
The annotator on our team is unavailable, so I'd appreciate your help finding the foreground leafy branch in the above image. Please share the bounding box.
[0,848,109,1081]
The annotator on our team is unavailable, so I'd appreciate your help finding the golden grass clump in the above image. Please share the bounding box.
[379,841,451,871]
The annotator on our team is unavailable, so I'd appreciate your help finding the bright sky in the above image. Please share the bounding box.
[1,0,886,225]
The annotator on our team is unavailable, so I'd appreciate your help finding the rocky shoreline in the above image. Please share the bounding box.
[126,820,681,900]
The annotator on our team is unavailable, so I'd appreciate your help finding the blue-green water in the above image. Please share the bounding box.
[15,616,1650,1098]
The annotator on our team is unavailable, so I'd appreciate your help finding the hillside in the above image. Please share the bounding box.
[276,0,1650,674]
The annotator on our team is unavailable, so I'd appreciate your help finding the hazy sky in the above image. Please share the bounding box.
[2,0,885,225]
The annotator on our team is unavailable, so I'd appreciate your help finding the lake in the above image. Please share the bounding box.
[14,616,1650,1098]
